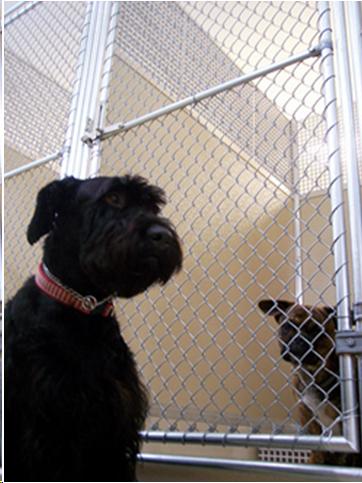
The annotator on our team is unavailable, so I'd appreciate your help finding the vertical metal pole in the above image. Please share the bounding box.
[344,2,362,321]
[318,1,359,452]
[61,2,92,179]
[332,2,362,316]
[289,117,303,304]
[339,0,362,450]
[293,166,304,304]
[345,2,362,142]
[93,1,121,172]
[61,2,115,179]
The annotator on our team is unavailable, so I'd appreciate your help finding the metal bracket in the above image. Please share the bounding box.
[336,330,362,355]
[81,131,96,147]
[353,302,362,323]
[81,127,106,147]
[81,117,96,147]
[335,303,362,354]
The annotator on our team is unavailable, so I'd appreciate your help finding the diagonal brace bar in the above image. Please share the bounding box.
[83,46,322,145]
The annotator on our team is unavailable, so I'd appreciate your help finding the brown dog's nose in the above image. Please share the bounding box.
[146,225,173,244]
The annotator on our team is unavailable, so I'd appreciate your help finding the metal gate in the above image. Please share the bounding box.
[4,1,362,477]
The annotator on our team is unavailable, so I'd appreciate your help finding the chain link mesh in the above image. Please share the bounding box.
[4,1,361,453]
[5,2,86,297]
[4,2,86,168]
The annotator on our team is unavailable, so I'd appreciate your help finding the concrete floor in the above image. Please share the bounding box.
[139,461,362,482]
[137,443,362,482]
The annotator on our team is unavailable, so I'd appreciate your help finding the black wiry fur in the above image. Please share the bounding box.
[5,175,183,482]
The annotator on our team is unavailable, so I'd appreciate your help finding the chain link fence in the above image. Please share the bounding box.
[4,2,86,298]
[4,0,362,466]
[98,1,359,443]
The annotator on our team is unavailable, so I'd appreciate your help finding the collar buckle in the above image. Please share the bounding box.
[81,295,98,312]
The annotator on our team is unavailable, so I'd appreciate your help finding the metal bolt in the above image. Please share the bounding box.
[347,338,355,347]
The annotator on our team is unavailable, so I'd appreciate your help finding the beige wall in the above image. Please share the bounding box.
[4,146,59,300]
[5,144,32,172]
[97,60,299,434]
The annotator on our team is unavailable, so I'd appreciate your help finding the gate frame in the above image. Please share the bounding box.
[332,0,362,456]
[78,0,360,456]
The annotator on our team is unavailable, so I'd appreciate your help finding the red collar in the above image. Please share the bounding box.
[35,263,115,317]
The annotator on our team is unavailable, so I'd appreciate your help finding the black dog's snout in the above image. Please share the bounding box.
[146,224,173,244]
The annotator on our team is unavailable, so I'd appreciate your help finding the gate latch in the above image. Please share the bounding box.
[336,330,362,355]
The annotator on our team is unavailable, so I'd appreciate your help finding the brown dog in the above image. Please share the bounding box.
[259,299,360,466]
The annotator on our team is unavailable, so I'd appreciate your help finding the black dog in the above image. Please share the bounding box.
[5,175,183,482]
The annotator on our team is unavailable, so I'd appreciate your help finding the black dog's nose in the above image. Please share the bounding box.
[147,225,173,244]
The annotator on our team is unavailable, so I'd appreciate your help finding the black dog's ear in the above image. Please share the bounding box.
[77,177,117,203]
[258,299,294,319]
[27,177,78,245]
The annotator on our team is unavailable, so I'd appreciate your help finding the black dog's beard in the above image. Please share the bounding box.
[80,217,182,298]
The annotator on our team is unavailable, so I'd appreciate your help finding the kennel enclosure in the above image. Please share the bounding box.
[4,1,362,478]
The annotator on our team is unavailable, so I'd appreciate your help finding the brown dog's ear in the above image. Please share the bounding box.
[320,305,336,322]
[258,299,294,318]
[321,305,336,316]
[27,177,78,245]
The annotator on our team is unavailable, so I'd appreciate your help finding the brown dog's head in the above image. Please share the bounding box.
[258,299,336,369]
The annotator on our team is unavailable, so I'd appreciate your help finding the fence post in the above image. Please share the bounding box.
[317,1,360,452]
[61,1,118,179]
[335,0,362,452]
[332,2,362,316]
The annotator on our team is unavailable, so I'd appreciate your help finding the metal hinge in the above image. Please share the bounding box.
[335,304,362,355]
[81,131,96,147]
[336,331,362,355]
[353,302,362,323]
[81,117,97,147]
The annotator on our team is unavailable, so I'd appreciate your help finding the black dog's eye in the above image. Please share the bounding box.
[104,192,125,209]
[149,204,161,215]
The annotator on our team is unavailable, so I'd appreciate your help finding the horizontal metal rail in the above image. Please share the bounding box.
[91,45,322,143]
[141,431,358,452]
[138,453,362,480]
[4,1,40,27]
[4,151,62,180]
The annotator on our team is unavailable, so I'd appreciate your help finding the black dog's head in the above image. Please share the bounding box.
[258,299,336,369]
[27,175,183,298]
